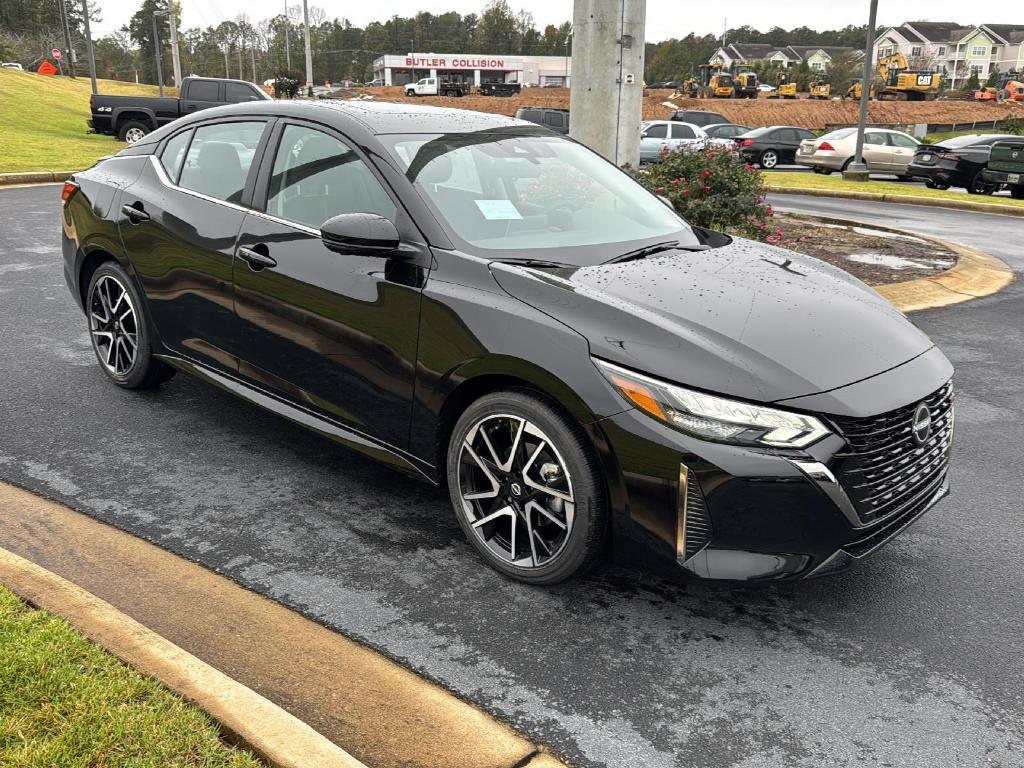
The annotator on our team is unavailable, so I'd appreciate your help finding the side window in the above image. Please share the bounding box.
[186,80,219,102]
[225,83,261,103]
[543,112,562,127]
[889,133,918,148]
[865,133,887,146]
[178,121,266,203]
[159,129,192,183]
[672,124,696,139]
[266,124,397,230]
[643,123,668,139]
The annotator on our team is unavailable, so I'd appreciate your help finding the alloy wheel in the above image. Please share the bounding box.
[124,127,146,144]
[761,151,778,169]
[89,274,138,377]
[457,414,575,569]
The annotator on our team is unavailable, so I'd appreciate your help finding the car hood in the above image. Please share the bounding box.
[490,238,936,406]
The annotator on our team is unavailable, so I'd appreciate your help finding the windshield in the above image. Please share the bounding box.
[379,131,698,264]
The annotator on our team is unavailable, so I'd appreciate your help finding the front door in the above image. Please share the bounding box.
[119,118,270,372]
[231,121,427,450]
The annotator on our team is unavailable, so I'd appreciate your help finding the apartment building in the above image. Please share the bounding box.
[709,43,859,72]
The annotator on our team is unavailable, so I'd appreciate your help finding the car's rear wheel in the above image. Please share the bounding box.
[446,391,607,584]
[86,262,175,389]
[760,150,779,169]
[118,121,150,145]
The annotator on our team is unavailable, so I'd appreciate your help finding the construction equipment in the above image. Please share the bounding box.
[690,64,735,98]
[808,77,831,100]
[974,70,1024,102]
[845,80,875,100]
[767,71,798,99]
[876,53,941,101]
[733,71,759,99]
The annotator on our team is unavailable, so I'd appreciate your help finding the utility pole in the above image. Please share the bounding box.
[58,0,77,77]
[845,0,878,181]
[223,45,229,77]
[152,13,165,96]
[569,0,646,167]
[301,0,313,91]
[167,2,182,87]
[80,0,97,93]
[284,1,292,70]
[251,45,257,82]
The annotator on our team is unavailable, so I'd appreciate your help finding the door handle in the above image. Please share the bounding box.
[236,246,277,271]
[121,202,149,223]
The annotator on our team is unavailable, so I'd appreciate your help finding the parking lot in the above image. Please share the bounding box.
[2,184,1023,766]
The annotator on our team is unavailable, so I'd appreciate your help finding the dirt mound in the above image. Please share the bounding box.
[347,86,1022,130]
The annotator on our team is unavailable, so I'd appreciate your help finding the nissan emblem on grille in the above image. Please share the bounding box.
[911,403,932,446]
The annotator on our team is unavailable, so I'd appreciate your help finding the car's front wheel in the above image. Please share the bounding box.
[447,391,607,584]
[86,262,175,389]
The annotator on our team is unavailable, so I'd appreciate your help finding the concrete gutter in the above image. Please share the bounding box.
[767,185,1024,218]
[779,210,1015,313]
[0,481,567,768]
[0,171,77,185]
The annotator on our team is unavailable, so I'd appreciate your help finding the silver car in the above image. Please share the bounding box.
[640,120,734,164]
[797,127,921,177]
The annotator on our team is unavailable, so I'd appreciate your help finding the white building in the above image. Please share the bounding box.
[873,22,1024,88]
[710,44,860,72]
[372,52,572,87]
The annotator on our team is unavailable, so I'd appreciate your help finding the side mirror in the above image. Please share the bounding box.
[320,213,400,256]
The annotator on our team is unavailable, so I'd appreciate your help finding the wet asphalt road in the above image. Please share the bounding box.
[2,185,1023,768]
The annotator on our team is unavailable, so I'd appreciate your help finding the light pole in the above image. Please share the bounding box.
[80,0,98,93]
[563,31,571,84]
[845,0,879,181]
[59,0,77,77]
[152,12,166,96]
[283,1,291,70]
[301,0,313,91]
[167,2,182,87]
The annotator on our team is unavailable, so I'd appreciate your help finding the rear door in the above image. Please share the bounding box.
[118,118,271,373]
[179,79,222,117]
[776,128,804,163]
[230,120,428,449]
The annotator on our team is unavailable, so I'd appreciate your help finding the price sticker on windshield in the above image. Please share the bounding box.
[475,200,523,220]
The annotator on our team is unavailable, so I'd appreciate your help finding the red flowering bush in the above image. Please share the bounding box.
[630,143,779,242]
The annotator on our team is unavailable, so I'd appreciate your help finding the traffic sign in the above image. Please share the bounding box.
[52,48,62,60]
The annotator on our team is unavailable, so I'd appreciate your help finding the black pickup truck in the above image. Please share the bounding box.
[89,76,270,144]
[982,138,1024,198]
[478,81,522,97]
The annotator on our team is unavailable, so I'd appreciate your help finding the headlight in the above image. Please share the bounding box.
[595,359,830,449]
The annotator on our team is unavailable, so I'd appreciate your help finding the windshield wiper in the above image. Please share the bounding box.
[493,258,577,269]
[603,240,708,265]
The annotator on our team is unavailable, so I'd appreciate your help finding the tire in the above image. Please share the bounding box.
[117,120,150,145]
[813,167,830,175]
[759,150,779,169]
[967,171,994,195]
[925,180,950,190]
[1011,187,1024,200]
[405,90,415,97]
[86,261,175,390]
[841,157,854,173]
[446,390,608,585]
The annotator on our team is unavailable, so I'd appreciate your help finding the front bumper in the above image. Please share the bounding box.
[597,356,953,582]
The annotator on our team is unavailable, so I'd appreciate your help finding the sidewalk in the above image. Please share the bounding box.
[0,481,562,768]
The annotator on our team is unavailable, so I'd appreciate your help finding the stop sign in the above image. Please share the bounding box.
[52,48,62,59]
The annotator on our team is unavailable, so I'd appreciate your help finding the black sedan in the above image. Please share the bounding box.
[907,133,1022,194]
[60,100,953,584]
[703,122,752,140]
[737,125,818,168]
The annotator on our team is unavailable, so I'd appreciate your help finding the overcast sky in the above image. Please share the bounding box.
[89,0,1024,44]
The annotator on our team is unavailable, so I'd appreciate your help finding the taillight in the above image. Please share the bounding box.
[740,139,753,147]
[61,180,79,206]
[818,141,835,151]
[938,152,959,164]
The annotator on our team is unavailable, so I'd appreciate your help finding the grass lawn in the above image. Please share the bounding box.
[0,69,177,174]
[0,585,264,768]
[764,171,1024,210]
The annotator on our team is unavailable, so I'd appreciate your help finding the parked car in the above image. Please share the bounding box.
[89,75,270,144]
[702,123,752,140]
[668,110,727,127]
[758,84,776,92]
[640,121,735,164]
[2,62,24,70]
[514,107,569,134]
[479,81,522,97]
[737,125,818,169]
[908,133,1023,194]
[365,78,385,88]
[60,100,954,584]
[981,137,1024,198]
[404,77,469,97]
[798,127,920,177]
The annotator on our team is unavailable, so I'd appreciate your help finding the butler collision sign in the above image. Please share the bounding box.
[373,52,525,86]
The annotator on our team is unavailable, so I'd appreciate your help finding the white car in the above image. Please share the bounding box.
[640,121,735,164]
[797,127,920,176]
[758,83,776,92]
[2,62,24,70]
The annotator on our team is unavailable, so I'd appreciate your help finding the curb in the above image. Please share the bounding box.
[777,210,1014,312]
[0,545,367,768]
[766,185,1024,218]
[0,171,77,186]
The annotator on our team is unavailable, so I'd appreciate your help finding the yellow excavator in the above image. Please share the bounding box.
[847,54,941,101]
[808,77,831,99]
[845,80,875,100]
[767,71,798,99]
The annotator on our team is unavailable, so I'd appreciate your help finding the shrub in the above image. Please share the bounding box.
[273,70,303,99]
[630,144,780,243]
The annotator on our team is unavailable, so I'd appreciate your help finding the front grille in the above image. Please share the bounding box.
[831,381,954,525]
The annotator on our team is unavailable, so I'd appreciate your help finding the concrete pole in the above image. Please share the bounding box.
[167,3,182,87]
[301,0,313,90]
[845,0,878,181]
[152,14,165,96]
[569,0,646,167]
[80,0,98,93]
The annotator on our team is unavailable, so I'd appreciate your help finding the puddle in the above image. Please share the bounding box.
[851,226,927,243]
[845,252,955,270]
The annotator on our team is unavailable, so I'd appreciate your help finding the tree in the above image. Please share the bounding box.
[965,68,981,91]
[985,65,1000,88]
[126,0,177,84]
